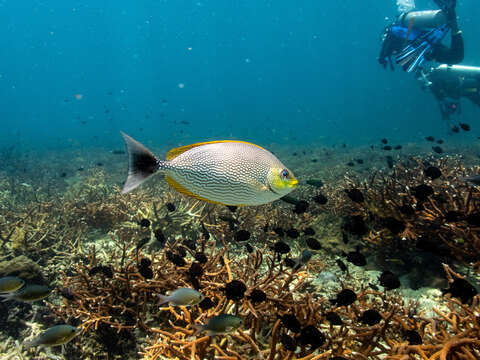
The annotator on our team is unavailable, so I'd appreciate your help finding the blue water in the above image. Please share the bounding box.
[1,0,479,151]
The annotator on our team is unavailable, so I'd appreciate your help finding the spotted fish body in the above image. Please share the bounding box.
[121,132,297,206]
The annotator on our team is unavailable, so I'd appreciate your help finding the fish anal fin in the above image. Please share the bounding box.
[165,175,224,205]
[166,140,265,160]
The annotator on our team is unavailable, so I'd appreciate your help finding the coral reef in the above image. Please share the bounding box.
[319,156,480,268]
[51,228,480,360]
[0,148,480,360]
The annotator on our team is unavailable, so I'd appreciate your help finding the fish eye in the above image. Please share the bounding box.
[281,169,289,178]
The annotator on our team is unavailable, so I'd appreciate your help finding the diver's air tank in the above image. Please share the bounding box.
[400,10,447,29]
[435,65,480,79]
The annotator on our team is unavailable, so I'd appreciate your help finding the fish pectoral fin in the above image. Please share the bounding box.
[249,179,268,192]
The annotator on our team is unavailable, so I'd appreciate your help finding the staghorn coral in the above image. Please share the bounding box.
[49,220,480,360]
[322,156,480,268]
[51,227,317,359]
[385,265,480,360]
[2,150,480,360]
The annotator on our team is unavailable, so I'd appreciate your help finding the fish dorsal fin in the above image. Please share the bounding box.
[166,140,264,160]
[165,175,223,205]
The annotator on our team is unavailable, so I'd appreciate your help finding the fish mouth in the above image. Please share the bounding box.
[288,178,298,188]
[269,177,298,194]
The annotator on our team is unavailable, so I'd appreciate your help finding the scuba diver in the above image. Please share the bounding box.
[419,64,480,122]
[379,0,463,73]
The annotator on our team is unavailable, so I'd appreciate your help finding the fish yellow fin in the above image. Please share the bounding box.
[165,176,224,205]
[166,140,264,160]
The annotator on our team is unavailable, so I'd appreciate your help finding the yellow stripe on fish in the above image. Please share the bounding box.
[165,140,265,160]
[120,132,297,206]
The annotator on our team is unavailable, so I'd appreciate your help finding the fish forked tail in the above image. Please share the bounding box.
[120,132,165,194]
[23,337,40,350]
[157,294,170,306]
[191,324,206,336]
[0,292,15,302]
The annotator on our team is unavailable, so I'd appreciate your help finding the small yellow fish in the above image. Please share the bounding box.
[1,284,51,302]
[25,325,80,348]
[120,132,298,206]
[0,276,25,293]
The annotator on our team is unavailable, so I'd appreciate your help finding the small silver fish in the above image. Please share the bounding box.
[0,276,25,293]
[1,284,51,302]
[158,288,205,307]
[193,314,243,336]
[292,249,312,270]
[25,325,80,349]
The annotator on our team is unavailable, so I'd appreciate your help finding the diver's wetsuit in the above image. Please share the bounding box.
[428,65,480,120]
[379,10,463,71]
[430,79,462,120]
[427,30,464,64]
[466,90,480,107]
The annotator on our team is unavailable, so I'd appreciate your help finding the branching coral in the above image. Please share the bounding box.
[51,227,319,359]
[2,154,480,360]
[49,218,480,360]
[385,265,480,360]
[323,156,480,267]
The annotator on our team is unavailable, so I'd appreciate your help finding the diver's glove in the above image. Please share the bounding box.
[396,24,449,73]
